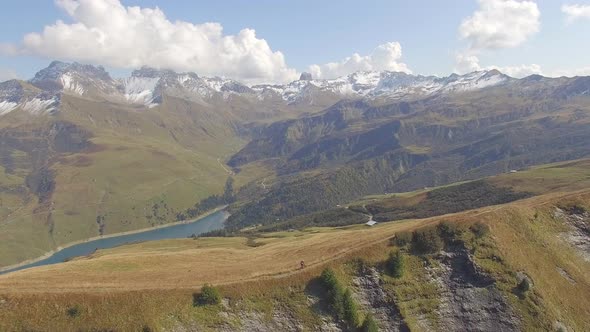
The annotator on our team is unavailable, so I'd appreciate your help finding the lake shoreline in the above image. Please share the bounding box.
[0,206,228,273]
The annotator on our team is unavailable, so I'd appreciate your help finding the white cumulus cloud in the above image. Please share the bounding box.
[308,42,411,79]
[562,4,590,22]
[455,0,541,77]
[2,0,298,83]
[459,0,540,50]
[494,63,542,77]
[454,54,482,74]
[454,54,542,78]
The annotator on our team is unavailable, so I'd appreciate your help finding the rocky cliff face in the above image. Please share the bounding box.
[555,206,590,262]
[428,249,519,331]
[352,267,409,332]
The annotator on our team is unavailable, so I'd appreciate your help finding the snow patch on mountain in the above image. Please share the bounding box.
[253,70,510,102]
[21,96,59,115]
[30,61,117,97]
[123,76,160,107]
[120,68,255,106]
[178,75,221,98]
[0,96,59,116]
[2,61,519,112]
[441,71,507,92]
[0,79,57,116]
[59,73,86,95]
[0,101,18,115]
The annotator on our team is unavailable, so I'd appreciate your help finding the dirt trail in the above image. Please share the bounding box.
[217,158,234,175]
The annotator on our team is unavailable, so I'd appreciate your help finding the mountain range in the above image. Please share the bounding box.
[3,61,589,117]
[0,61,556,112]
[1,61,590,268]
[1,61,590,331]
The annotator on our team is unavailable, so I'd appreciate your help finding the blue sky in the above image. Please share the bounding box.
[0,0,589,82]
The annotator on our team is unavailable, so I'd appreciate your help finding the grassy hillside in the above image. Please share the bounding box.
[0,93,266,268]
[2,72,590,330]
[227,157,590,233]
[1,161,590,330]
[225,89,590,230]
[3,75,590,270]
[0,191,590,330]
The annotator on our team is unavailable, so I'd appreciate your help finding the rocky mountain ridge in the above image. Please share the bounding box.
[6,61,587,116]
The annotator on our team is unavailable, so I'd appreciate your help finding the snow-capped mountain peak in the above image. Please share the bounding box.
[0,79,59,116]
[30,61,118,96]
[0,61,521,116]
[251,69,511,103]
[121,67,254,107]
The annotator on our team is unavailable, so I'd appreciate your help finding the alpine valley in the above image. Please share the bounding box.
[2,61,590,331]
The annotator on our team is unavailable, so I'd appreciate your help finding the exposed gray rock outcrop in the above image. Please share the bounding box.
[554,207,590,261]
[211,305,305,332]
[427,248,520,331]
[352,267,408,332]
[299,72,313,81]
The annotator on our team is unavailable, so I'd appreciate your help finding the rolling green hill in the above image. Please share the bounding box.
[0,91,249,267]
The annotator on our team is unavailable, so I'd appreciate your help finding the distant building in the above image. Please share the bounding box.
[366,220,377,226]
